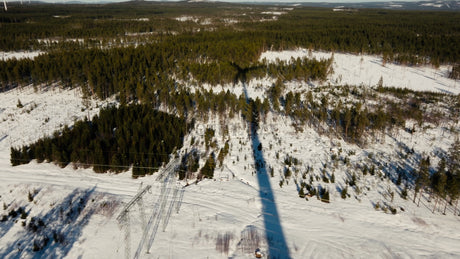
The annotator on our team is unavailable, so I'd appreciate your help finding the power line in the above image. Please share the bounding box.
[8,157,163,171]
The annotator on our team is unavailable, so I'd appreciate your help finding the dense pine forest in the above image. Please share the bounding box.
[11,105,189,177]
[1,3,459,64]
[1,3,459,99]
[1,3,459,82]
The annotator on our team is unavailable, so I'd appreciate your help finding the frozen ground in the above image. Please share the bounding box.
[0,51,460,259]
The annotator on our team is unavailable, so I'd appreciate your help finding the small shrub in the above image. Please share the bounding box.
[362,165,368,175]
[32,236,49,252]
[38,218,45,227]
[53,231,65,244]
[284,168,292,178]
[331,153,337,161]
[390,207,397,215]
[28,218,38,232]
[28,191,34,202]
[21,210,28,219]
[396,173,402,185]
[341,187,348,199]
[374,202,380,210]
[298,188,305,198]
[355,186,361,195]
[349,173,357,187]
[401,187,408,199]
[8,209,18,218]
[322,176,329,183]
[322,190,330,203]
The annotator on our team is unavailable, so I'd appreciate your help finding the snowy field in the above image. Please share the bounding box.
[0,51,44,61]
[1,51,460,258]
[260,49,460,95]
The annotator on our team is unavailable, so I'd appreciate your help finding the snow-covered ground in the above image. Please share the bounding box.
[260,49,460,95]
[0,51,44,61]
[1,51,460,259]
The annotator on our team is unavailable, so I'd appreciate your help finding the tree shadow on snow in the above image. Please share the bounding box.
[0,213,15,241]
[0,186,96,259]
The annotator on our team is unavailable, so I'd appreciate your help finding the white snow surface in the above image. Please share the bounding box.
[1,51,460,259]
[260,49,460,95]
[0,51,44,61]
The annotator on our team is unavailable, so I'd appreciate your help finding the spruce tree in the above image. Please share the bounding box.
[414,156,430,206]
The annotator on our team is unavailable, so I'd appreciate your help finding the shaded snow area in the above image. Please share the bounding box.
[260,49,460,95]
[1,51,460,259]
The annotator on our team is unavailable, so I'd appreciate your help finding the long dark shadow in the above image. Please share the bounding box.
[0,187,96,259]
[242,81,290,258]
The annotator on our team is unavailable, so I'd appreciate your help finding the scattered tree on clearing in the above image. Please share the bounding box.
[422,139,460,214]
[414,156,430,206]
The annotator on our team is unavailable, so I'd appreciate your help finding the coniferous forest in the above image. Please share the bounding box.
[11,105,189,177]
[1,2,459,96]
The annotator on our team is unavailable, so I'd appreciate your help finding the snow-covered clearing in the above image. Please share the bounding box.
[175,16,200,23]
[0,51,44,61]
[260,49,460,95]
[261,11,286,16]
[0,50,460,258]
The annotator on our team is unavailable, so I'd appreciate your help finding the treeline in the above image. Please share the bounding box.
[0,38,331,100]
[180,56,332,85]
[451,64,460,80]
[11,104,189,177]
[0,32,263,96]
[254,8,460,65]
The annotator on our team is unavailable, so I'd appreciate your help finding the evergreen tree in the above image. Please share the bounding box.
[200,153,216,179]
[431,158,447,213]
[414,156,430,206]
[446,139,460,213]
